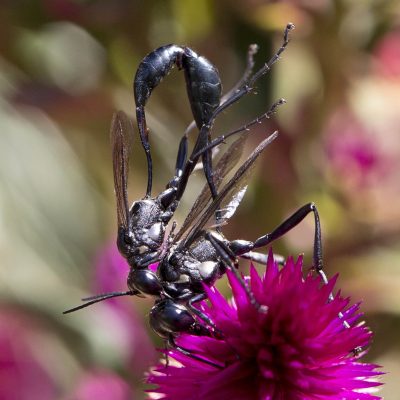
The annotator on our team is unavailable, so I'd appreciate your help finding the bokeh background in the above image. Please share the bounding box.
[1,0,399,398]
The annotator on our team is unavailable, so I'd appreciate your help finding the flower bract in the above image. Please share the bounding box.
[147,252,382,400]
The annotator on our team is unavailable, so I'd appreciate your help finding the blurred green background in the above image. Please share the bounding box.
[0,0,399,398]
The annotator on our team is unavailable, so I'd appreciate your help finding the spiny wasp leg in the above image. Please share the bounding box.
[231,202,353,330]
[220,43,259,104]
[205,232,267,313]
[192,24,294,202]
[185,293,224,338]
[231,202,325,286]
[167,335,223,369]
[210,23,295,120]
[251,203,324,273]
[240,251,285,266]
[175,98,286,203]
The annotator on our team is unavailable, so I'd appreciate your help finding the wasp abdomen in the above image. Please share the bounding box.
[182,47,222,128]
[134,44,184,106]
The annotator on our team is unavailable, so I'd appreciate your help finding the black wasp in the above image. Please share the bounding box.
[112,22,294,277]
[64,24,294,314]
[62,24,339,363]
[147,132,329,365]
[64,23,355,365]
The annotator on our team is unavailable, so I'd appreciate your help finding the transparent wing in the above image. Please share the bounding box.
[216,185,248,222]
[179,131,278,249]
[110,111,134,229]
[174,133,247,242]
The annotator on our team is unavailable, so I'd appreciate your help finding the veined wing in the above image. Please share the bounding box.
[110,111,134,230]
[216,185,248,223]
[174,133,247,242]
[174,98,285,241]
[178,131,278,249]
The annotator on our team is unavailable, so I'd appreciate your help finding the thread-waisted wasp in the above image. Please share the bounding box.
[64,24,294,314]
[62,24,342,364]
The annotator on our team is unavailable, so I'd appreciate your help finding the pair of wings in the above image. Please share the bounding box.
[110,110,278,249]
[176,130,278,250]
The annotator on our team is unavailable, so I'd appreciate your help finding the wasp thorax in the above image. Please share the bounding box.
[124,200,166,248]
[130,199,162,225]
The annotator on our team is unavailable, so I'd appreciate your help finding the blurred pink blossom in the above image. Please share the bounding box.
[374,31,400,78]
[0,309,58,400]
[324,111,390,187]
[67,370,131,400]
[93,242,130,295]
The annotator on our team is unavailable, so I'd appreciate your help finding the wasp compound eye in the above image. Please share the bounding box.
[128,269,162,296]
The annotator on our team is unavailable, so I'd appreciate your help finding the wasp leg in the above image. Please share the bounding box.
[256,202,324,278]
[184,293,214,326]
[230,203,324,277]
[230,203,352,330]
[175,99,285,204]
[240,251,285,266]
[135,106,153,198]
[208,23,294,124]
[201,43,260,202]
[220,43,259,105]
[187,293,223,336]
[183,24,294,205]
[167,335,223,369]
[171,291,218,333]
[205,232,267,313]
[203,140,218,199]
[174,135,188,178]
[163,340,170,368]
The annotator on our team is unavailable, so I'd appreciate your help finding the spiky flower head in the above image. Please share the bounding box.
[147,252,382,399]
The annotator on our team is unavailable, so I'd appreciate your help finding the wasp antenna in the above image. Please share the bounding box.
[63,290,138,314]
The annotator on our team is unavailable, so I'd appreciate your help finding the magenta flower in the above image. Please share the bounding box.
[324,111,390,188]
[0,308,58,400]
[147,252,382,399]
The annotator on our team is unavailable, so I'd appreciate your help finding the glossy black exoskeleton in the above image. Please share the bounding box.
[110,40,254,287]
[112,43,223,278]
[65,95,285,313]
[122,22,296,286]
[134,23,296,200]
[146,132,338,368]
[110,109,248,296]
[109,38,268,283]
[134,44,222,197]
[66,24,338,365]
[64,23,290,284]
